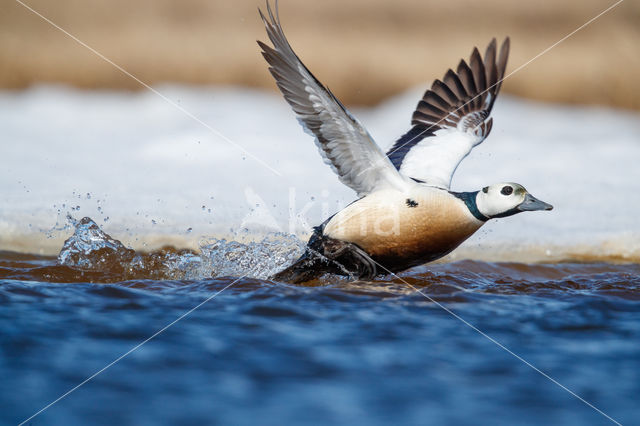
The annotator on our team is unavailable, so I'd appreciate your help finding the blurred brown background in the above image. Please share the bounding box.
[1,0,638,109]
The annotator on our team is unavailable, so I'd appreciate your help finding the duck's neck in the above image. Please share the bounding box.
[450,191,489,222]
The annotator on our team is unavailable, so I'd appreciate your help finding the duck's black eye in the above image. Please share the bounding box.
[482,186,489,193]
[501,186,513,196]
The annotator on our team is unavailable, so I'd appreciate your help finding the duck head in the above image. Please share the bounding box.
[476,183,553,219]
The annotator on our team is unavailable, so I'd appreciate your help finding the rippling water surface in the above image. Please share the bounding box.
[1,219,639,425]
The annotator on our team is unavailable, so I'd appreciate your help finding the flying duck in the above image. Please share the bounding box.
[258,2,552,283]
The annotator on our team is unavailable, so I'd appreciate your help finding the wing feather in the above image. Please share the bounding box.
[422,91,451,112]
[456,60,478,109]
[387,38,510,189]
[484,39,498,94]
[495,38,511,95]
[416,99,449,118]
[431,80,459,106]
[258,2,407,197]
[470,48,486,94]
[443,69,468,101]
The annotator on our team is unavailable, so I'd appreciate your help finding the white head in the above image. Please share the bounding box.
[476,183,553,219]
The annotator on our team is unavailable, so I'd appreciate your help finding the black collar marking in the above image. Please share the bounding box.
[450,191,489,222]
[490,206,521,219]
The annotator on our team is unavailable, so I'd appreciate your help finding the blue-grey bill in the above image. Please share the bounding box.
[518,193,553,211]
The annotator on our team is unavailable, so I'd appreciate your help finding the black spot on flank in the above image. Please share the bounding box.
[482,186,489,193]
[406,199,418,208]
[501,186,513,195]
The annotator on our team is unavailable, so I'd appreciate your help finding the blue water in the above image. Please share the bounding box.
[2,251,639,425]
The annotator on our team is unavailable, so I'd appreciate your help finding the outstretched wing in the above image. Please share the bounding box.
[258,2,408,197]
[386,38,510,189]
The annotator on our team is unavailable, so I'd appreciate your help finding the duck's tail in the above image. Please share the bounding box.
[271,251,328,284]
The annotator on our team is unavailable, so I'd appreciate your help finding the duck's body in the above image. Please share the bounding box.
[259,2,552,283]
[323,186,483,270]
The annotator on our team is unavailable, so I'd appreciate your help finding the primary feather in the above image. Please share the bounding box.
[258,2,408,197]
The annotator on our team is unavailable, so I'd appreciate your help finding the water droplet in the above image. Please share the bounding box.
[151,219,157,225]
[186,227,193,233]
[202,205,206,210]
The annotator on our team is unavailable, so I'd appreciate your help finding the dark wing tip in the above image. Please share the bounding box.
[266,0,276,23]
[499,37,510,58]
[470,47,482,60]
[493,37,510,95]
[498,37,510,73]
[469,47,487,96]
[410,37,511,133]
[486,38,497,54]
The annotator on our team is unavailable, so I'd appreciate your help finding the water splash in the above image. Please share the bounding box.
[200,233,305,279]
[58,216,136,270]
[56,216,304,281]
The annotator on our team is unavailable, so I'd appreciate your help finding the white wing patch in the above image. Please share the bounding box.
[398,129,480,189]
